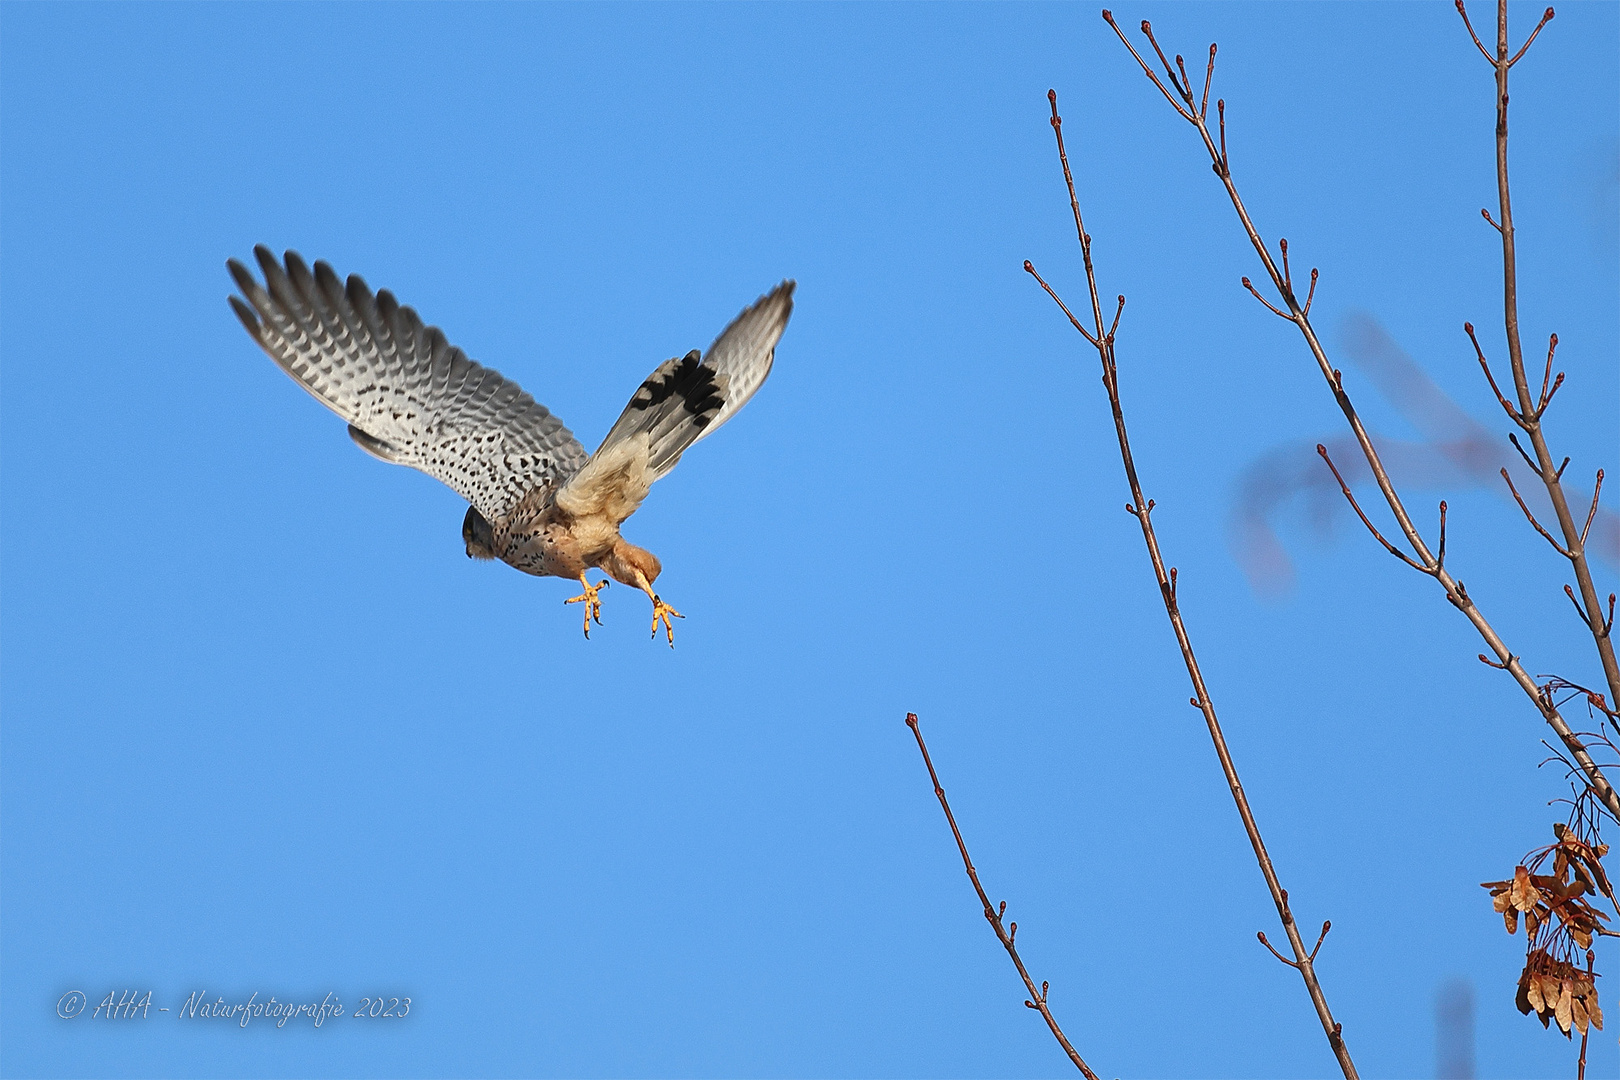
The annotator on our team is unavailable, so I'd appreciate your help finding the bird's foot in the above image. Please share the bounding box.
[564,576,609,638]
[649,595,684,647]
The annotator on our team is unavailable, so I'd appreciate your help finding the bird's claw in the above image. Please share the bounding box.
[564,577,609,638]
[649,595,684,647]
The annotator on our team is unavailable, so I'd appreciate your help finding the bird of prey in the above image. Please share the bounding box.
[227,246,794,645]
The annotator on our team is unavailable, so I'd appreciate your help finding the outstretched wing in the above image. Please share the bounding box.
[228,247,589,523]
[557,281,793,523]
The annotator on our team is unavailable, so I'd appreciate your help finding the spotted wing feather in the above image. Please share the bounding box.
[228,246,588,523]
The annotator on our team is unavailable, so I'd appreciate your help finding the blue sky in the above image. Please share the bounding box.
[2,3,1616,1077]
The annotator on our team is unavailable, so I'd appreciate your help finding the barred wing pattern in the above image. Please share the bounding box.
[583,281,794,486]
[693,280,795,447]
[228,247,588,523]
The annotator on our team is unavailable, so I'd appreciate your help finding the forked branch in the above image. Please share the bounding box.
[1104,5,1619,824]
[1027,88,1359,1080]
[1456,0,1620,740]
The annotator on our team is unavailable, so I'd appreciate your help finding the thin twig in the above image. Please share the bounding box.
[1318,446,1428,573]
[1578,947,1593,1080]
[1437,502,1449,572]
[1501,468,1573,557]
[1455,0,1496,63]
[1507,6,1555,66]
[1460,0,1620,736]
[1104,5,1620,825]
[1242,276,1291,320]
[1582,471,1604,549]
[1199,43,1216,119]
[1309,920,1332,962]
[903,714,1100,1079]
[1256,931,1299,969]
[1029,86,1359,1080]
[1535,333,1559,414]
[1465,322,1523,423]
[1566,585,1593,631]
[1507,432,1540,475]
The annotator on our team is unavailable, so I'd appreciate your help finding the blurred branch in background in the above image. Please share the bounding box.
[1436,978,1477,1080]
[1230,313,1619,599]
[1023,85,1358,1080]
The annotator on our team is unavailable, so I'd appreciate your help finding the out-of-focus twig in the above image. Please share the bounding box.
[903,713,1100,1079]
[1024,89,1358,1080]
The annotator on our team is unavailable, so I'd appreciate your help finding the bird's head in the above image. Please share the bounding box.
[462,505,496,560]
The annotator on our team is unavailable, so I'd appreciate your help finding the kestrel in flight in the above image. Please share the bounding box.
[228,247,794,645]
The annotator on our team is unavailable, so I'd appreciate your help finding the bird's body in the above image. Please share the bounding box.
[228,246,793,643]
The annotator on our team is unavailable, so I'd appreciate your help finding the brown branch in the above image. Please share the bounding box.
[903,713,1100,1078]
[1501,468,1573,557]
[1507,6,1555,66]
[1105,5,1620,825]
[1029,87,1359,1080]
[1465,322,1523,423]
[1242,276,1291,320]
[1437,502,1449,572]
[1256,931,1299,969]
[1309,920,1332,962]
[1566,585,1593,632]
[1101,10,1193,120]
[1199,43,1216,119]
[1582,470,1604,548]
[1027,261,1100,349]
[1535,333,1559,414]
[1462,0,1620,730]
[1317,446,1428,573]
[1507,432,1540,475]
[1455,0,1497,63]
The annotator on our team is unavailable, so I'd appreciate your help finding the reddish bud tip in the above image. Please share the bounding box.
[1022,260,1034,272]
[1047,89,1057,103]
[1464,321,1475,333]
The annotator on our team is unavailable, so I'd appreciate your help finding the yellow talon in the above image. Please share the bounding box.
[632,569,684,647]
[649,595,684,647]
[563,574,609,638]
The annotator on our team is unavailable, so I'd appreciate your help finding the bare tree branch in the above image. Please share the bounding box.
[1027,87,1360,1080]
[903,713,1100,1078]
[1103,5,1620,824]
[1459,0,1620,720]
